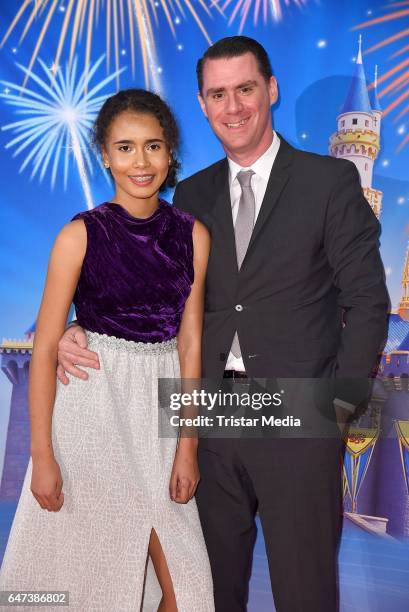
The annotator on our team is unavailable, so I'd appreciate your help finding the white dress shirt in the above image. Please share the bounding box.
[225,131,281,372]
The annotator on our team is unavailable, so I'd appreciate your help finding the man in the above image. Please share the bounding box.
[57,37,389,611]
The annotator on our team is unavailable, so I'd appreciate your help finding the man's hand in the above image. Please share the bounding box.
[334,403,351,438]
[57,325,100,384]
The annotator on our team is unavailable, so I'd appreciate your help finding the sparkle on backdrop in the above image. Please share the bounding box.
[212,0,308,34]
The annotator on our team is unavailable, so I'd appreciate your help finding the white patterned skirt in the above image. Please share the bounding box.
[0,332,214,612]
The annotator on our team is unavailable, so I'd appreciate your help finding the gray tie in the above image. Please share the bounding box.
[231,169,255,358]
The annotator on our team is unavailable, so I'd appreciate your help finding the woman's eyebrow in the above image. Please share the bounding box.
[145,138,166,144]
[113,138,166,144]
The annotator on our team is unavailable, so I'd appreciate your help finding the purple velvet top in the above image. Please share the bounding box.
[71,200,195,343]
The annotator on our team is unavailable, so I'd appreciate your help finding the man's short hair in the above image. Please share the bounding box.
[197,36,273,94]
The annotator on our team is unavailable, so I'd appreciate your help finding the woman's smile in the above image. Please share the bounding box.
[128,174,155,187]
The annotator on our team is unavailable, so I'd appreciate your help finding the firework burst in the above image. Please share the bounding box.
[211,0,308,34]
[0,55,123,209]
[354,2,409,150]
[0,0,218,91]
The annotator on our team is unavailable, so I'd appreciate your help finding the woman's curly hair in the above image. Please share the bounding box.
[93,89,180,190]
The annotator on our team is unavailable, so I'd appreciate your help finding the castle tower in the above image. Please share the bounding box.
[0,326,34,501]
[398,245,409,320]
[329,36,383,218]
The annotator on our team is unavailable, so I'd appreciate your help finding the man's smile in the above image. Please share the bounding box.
[224,116,251,129]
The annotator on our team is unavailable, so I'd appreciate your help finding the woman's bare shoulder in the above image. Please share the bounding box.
[52,219,87,261]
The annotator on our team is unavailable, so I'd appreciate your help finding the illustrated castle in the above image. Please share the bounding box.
[329,35,409,323]
[329,37,409,538]
[329,35,383,219]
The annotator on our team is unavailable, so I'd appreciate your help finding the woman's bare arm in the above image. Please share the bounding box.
[177,220,210,379]
[169,219,210,503]
[30,220,86,461]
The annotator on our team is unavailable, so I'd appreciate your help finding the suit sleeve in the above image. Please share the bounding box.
[324,161,389,385]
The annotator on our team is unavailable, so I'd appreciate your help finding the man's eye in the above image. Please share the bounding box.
[241,87,253,94]
[213,93,224,100]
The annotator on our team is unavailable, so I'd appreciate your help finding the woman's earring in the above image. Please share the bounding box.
[104,161,109,168]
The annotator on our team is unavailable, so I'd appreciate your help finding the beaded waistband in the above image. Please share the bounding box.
[86,331,177,354]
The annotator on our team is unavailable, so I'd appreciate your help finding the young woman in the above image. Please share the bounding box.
[0,89,214,611]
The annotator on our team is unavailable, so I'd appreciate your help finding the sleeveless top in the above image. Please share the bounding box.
[71,200,195,343]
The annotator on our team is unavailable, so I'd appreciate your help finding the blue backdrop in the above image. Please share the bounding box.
[1,1,409,610]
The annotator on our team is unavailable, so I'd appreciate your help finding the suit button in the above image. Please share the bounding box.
[235,304,243,312]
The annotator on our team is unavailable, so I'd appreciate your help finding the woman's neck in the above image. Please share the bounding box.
[111,191,159,219]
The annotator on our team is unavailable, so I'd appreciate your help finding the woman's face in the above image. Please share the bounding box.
[102,110,170,203]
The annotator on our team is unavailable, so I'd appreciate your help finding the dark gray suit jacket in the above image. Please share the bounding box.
[173,135,389,400]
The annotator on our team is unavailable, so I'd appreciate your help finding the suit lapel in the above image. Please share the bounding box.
[212,159,239,277]
[245,135,294,260]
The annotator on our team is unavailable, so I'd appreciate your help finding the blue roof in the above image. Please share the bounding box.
[25,321,36,334]
[398,331,409,351]
[384,313,409,353]
[370,87,382,112]
[341,59,373,115]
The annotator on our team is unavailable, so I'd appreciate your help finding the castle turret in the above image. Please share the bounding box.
[398,245,409,321]
[0,326,34,501]
[370,65,382,136]
[329,36,383,218]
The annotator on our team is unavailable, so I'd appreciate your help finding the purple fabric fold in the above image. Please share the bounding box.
[71,200,195,343]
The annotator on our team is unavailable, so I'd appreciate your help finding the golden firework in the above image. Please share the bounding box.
[1,0,219,89]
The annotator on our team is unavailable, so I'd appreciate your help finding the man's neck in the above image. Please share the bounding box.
[225,130,275,167]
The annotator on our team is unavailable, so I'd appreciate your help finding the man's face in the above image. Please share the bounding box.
[198,52,278,160]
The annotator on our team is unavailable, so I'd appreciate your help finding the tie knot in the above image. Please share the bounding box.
[237,169,254,189]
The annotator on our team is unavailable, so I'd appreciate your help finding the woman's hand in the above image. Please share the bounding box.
[31,456,65,512]
[169,443,200,504]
